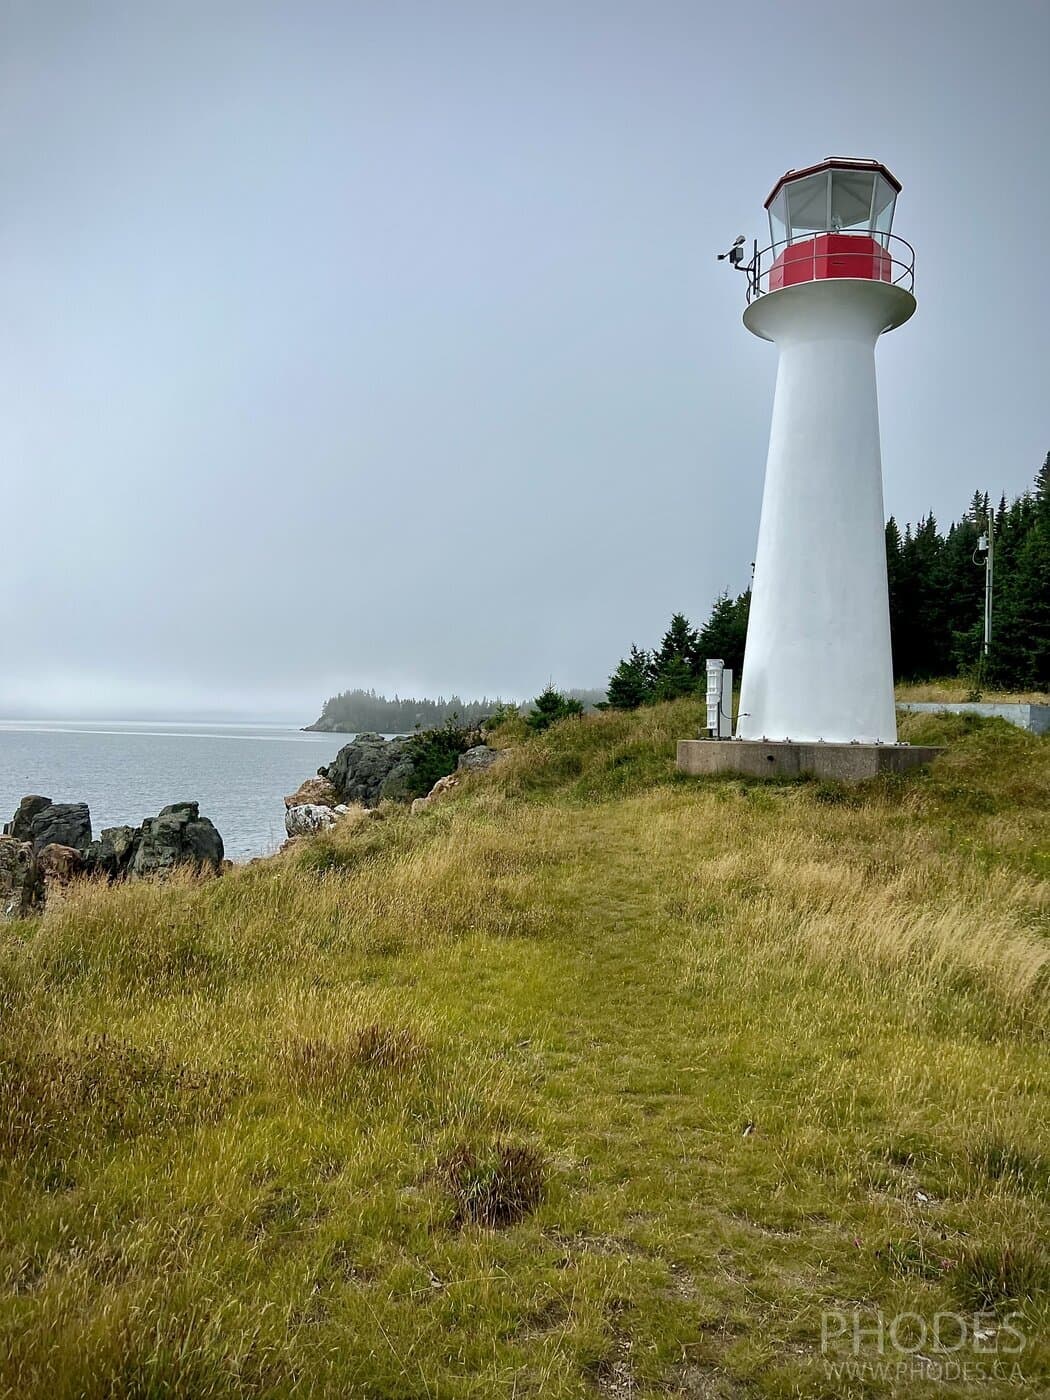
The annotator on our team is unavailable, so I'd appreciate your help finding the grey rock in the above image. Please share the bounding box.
[323,732,414,807]
[285,803,339,838]
[30,802,92,854]
[86,824,140,879]
[378,751,418,802]
[411,772,460,813]
[284,776,339,810]
[5,795,53,841]
[131,801,224,878]
[457,745,502,773]
[0,836,40,918]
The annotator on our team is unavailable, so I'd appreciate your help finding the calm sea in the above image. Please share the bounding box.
[0,720,357,861]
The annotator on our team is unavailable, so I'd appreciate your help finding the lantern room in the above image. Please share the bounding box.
[764,158,901,291]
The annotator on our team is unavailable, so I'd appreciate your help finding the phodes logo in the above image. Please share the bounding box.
[820,1310,1028,1385]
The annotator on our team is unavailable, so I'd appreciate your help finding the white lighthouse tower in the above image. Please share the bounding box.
[737,158,914,744]
[679,159,939,780]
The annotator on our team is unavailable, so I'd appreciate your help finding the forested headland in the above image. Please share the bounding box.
[306,688,607,733]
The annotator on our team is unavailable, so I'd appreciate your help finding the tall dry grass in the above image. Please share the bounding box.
[896,678,1049,704]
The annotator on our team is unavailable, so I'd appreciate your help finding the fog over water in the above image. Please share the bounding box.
[2,1,1047,720]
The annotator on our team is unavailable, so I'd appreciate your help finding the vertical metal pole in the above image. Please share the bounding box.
[984,506,994,656]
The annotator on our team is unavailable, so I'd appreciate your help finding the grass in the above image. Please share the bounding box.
[896,678,1049,705]
[1,700,1048,1396]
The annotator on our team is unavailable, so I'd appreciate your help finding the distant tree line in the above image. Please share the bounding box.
[309,687,607,733]
[604,453,1050,707]
[309,690,508,733]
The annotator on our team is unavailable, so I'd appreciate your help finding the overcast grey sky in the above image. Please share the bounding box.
[1,0,1047,720]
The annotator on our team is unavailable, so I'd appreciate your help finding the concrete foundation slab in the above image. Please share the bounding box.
[897,702,1049,735]
[676,739,943,783]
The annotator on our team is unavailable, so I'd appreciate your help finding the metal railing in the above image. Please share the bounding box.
[743,230,915,304]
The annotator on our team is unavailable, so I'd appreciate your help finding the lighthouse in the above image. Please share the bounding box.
[678,159,941,780]
[738,158,914,744]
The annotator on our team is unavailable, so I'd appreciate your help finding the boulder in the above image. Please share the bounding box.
[457,745,502,773]
[285,802,371,838]
[0,837,40,918]
[322,733,414,807]
[285,803,339,837]
[378,750,418,802]
[85,824,140,880]
[131,802,224,879]
[37,843,85,910]
[29,802,92,854]
[284,775,339,810]
[5,795,53,841]
[411,772,460,814]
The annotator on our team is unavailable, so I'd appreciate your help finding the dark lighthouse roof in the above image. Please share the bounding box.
[764,157,901,210]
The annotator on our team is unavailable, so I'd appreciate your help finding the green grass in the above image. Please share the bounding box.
[1,700,1048,1396]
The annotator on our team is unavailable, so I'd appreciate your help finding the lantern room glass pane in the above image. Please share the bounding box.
[872,175,896,247]
[785,173,829,240]
[768,190,788,251]
[829,170,875,231]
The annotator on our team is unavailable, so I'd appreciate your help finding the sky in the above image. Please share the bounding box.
[1,0,1047,721]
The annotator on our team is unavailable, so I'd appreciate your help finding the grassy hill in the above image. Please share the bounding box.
[2,702,1048,1397]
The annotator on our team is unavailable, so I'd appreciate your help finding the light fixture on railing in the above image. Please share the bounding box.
[716,234,747,267]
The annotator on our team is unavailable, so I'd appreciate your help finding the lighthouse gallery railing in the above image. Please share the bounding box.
[744,231,915,304]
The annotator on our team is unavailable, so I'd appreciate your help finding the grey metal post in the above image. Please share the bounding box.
[984,506,994,656]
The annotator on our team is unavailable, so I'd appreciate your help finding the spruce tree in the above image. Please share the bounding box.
[937,499,986,675]
[606,645,654,710]
[697,591,750,676]
[652,655,696,702]
[649,613,701,700]
[992,454,1050,688]
[526,686,584,732]
[885,518,905,676]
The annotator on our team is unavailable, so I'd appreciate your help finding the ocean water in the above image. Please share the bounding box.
[0,720,357,861]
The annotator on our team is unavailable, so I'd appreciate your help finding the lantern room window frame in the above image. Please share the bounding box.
[764,159,901,251]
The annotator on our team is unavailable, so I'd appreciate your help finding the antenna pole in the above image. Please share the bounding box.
[983,504,994,657]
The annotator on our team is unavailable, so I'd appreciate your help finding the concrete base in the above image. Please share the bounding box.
[898,702,1050,735]
[676,739,943,783]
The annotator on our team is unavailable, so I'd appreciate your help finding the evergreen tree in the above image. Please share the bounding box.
[649,613,701,700]
[937,496,987,675]
[652,655,696,702]
[697,590,751,676]
[991,454,1050,688]
[606,645,654,710]
[892,515,945,678]
[885,517,905,673]
[526,686,584,732]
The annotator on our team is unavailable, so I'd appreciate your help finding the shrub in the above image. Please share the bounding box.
[526,687,584,733]
[405,718,481,798]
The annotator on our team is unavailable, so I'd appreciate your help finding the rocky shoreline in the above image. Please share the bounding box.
[1,796,225,919]
[283,731,503,838]
[0,731,507,918]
